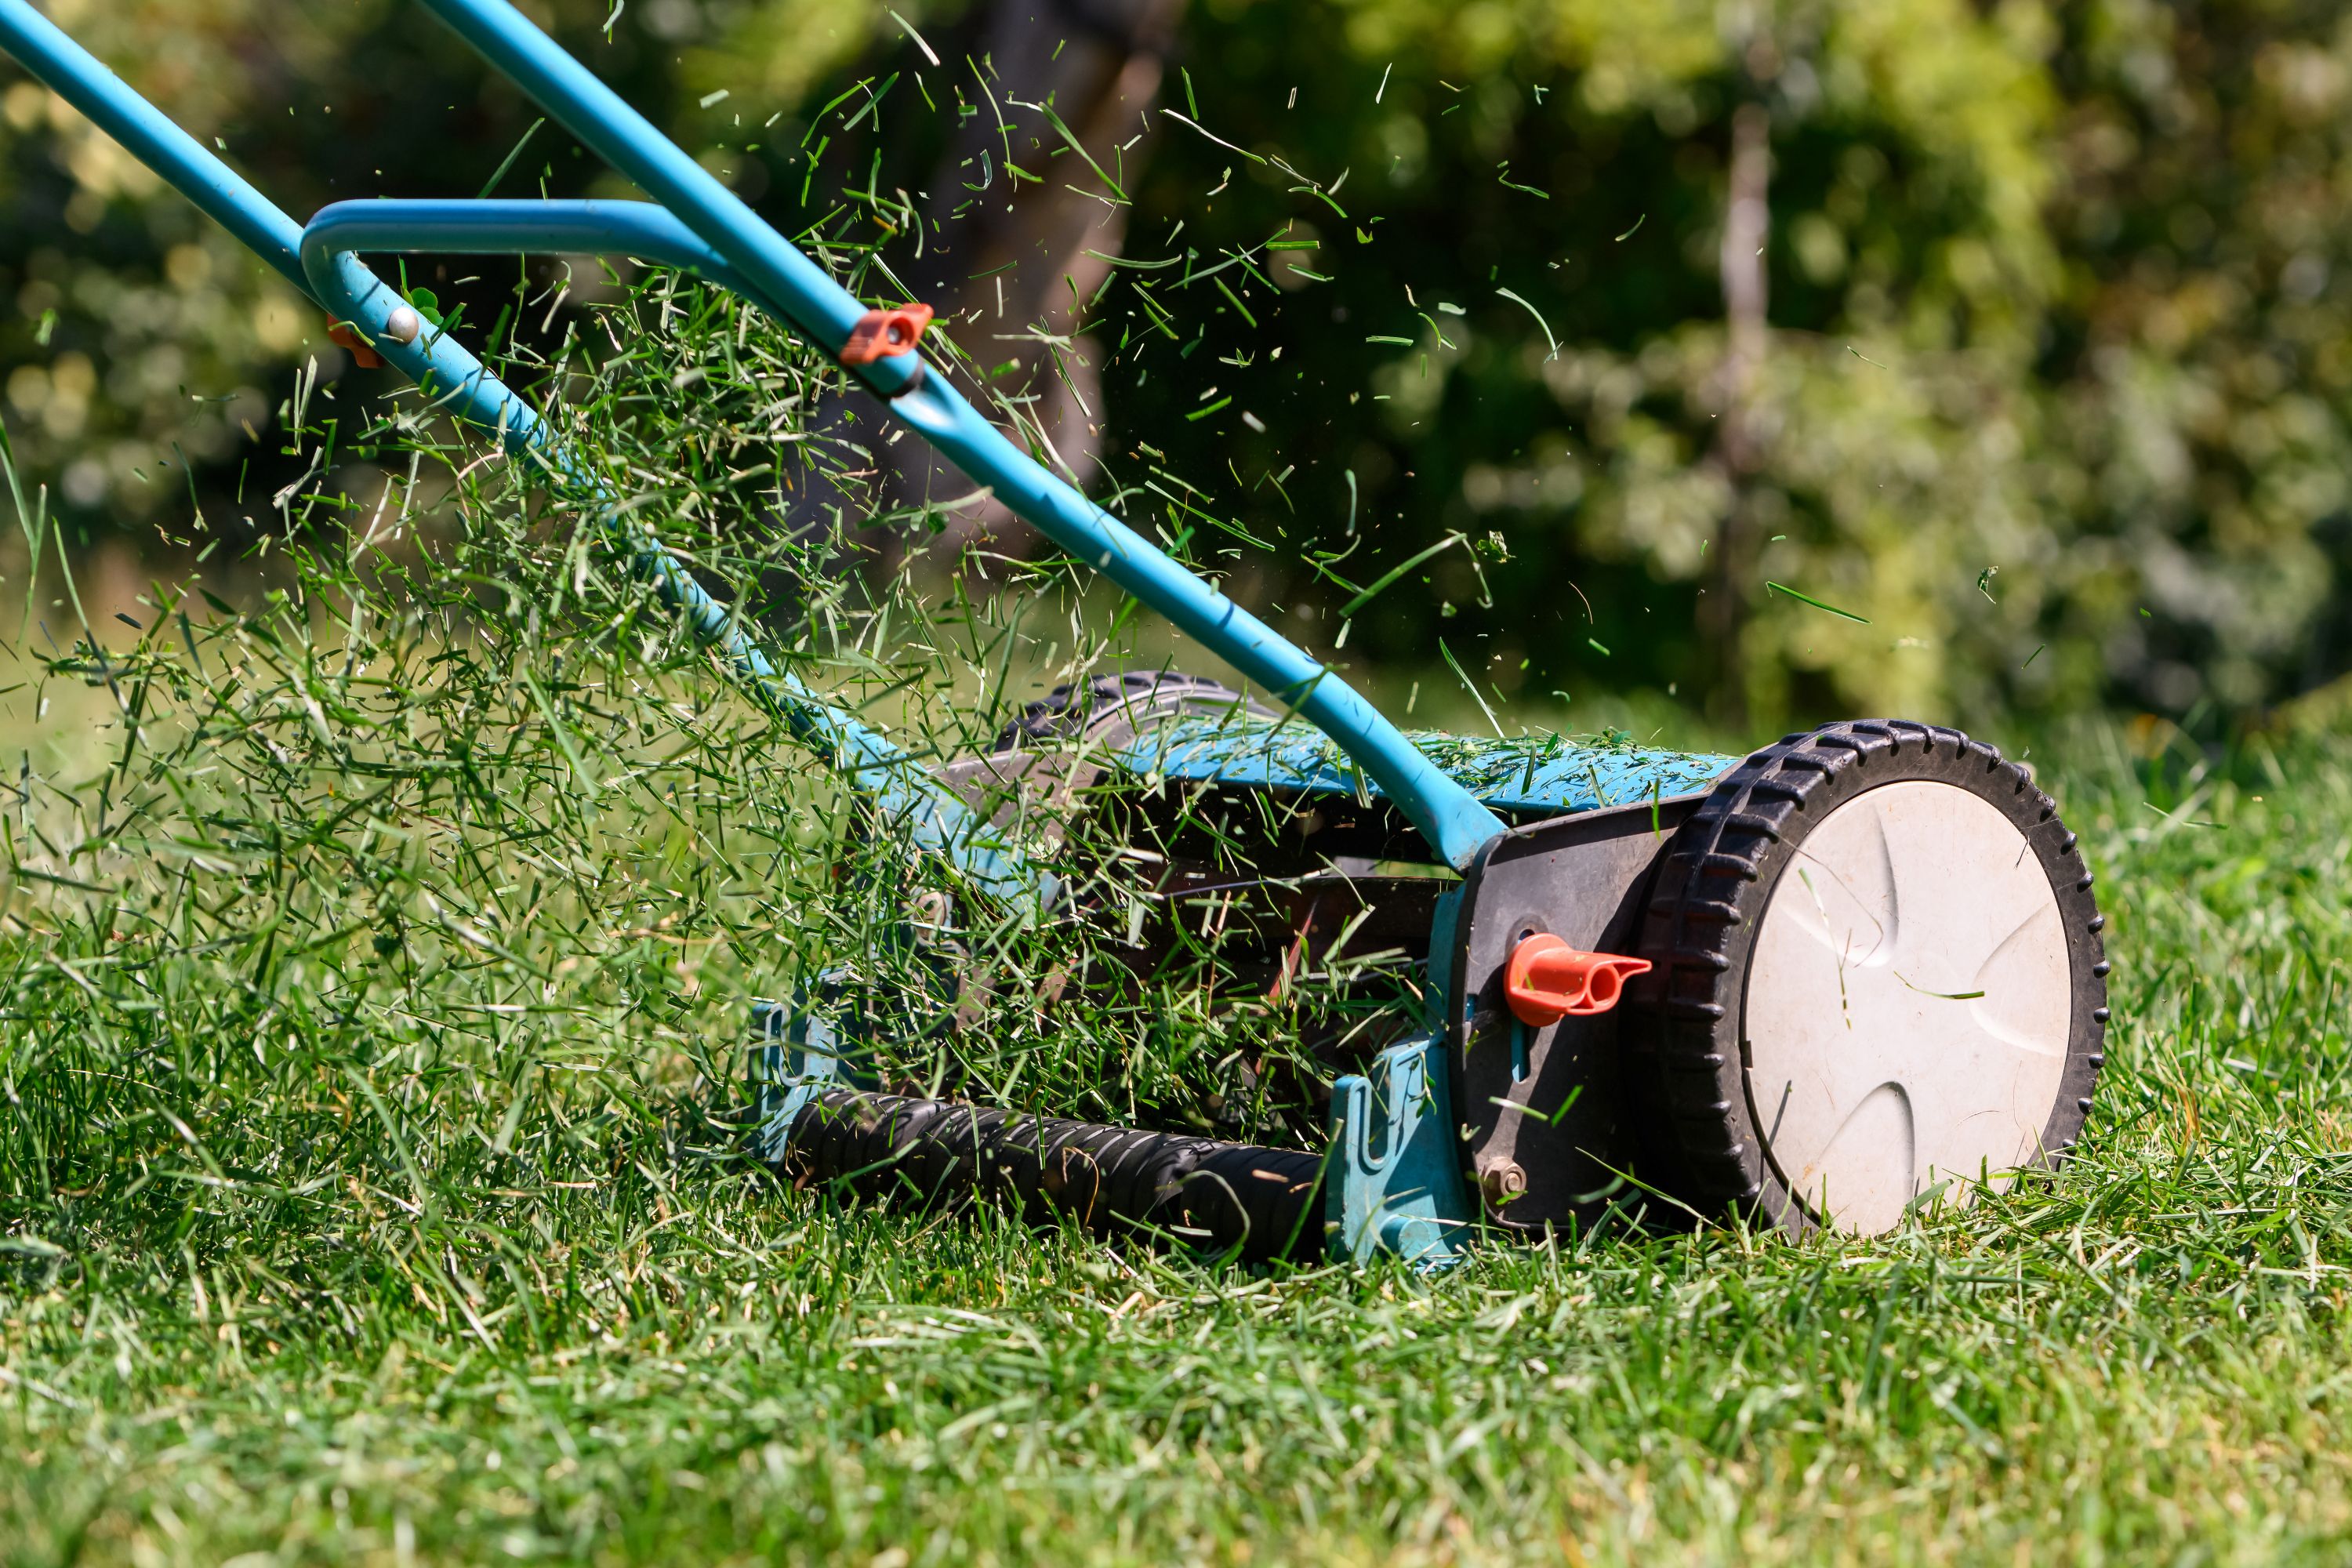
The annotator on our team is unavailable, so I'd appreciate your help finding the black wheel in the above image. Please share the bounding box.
[993,670,1276,753]
[940,672,1269,842]
[1637,720,2108,1234]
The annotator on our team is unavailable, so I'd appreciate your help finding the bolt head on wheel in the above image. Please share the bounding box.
[1639,721,2107,1236]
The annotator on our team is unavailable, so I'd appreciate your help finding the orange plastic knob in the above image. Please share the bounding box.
[327,319,383,369]
[840,303,935,365]
[1503,933,1653,1026]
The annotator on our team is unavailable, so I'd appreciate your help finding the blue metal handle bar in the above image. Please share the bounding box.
[307,198,769,303]
[412,0,1513,873]
[0,4,1046,911]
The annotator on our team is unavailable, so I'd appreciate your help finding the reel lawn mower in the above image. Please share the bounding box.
[0,0,2108,1265]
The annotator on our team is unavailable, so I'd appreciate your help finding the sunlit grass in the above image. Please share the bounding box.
[0,132,2342,1563]
[0,686,2345,1563]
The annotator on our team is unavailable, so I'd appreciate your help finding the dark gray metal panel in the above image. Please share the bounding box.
[1447,796,1702,1232]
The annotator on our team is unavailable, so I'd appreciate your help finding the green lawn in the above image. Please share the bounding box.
[1,679,2347,1564]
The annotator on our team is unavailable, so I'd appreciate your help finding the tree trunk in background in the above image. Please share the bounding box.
[1704,100,1770,727]
[885,0,1185,554]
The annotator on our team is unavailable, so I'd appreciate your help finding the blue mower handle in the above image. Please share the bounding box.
[2,0,1060,908]
[0,0,1513,880]
[405,0,1512,873]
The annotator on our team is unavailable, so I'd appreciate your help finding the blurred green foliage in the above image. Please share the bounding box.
[5,0,2352,729]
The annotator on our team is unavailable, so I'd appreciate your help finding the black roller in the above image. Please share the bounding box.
[781,1088,1326,1262]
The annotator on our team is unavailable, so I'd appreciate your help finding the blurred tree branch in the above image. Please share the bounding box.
[887,0,1185,552]
[1704,95,1772,728]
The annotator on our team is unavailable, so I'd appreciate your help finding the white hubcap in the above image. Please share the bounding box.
[1744,780,2073,1234]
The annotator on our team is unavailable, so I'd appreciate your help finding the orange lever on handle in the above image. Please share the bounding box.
[840,303,935,365]
[1504,933,1652,1026]
[327,320,383,369]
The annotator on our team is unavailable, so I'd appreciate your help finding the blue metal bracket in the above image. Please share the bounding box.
[749,996,862,1163]
[1327,1033,1477,1266]
[1325,882,1480,1265]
